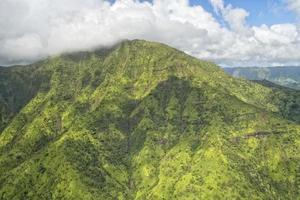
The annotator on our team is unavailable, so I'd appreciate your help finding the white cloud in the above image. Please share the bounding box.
[209,0,224,14]
[209,0,250,35]
[0,0,300,67]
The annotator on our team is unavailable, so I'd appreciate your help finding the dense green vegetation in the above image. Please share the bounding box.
[0,64,51,131]
[0,40,299,199]
[224,66,300,90]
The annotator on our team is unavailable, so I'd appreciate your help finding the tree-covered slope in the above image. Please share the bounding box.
[224,66,300,90]
[0,40,300,200]
[0,64,51,132]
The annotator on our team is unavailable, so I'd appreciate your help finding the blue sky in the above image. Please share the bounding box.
[189,0,297,26]
[112,0,298,26]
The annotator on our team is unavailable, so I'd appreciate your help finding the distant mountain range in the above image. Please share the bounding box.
[224,66,300,90]
[0,40,300,199]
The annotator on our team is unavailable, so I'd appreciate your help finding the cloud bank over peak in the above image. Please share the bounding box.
[1,0,300,67]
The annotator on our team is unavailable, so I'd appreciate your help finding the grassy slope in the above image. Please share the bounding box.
[0,40,300,199]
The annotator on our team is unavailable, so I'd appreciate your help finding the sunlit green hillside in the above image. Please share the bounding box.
[0,40,299,200]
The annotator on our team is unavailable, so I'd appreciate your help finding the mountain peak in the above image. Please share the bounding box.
[0,40,299,199]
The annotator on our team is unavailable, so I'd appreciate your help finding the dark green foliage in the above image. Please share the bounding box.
[0,40,300,199]
[0,63,52,132]
[254,80,300,123]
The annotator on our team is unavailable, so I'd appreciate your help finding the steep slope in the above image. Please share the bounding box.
[0,40,299,200]
[224,66,300,90]
[0,64,51,132]
[253,80,300,123]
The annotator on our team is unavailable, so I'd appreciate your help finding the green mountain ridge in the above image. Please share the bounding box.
[224,66,300,90]
[0,40,300,199]
[0,64,51,132]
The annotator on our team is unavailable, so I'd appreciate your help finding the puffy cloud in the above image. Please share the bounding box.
[0,0,300,67]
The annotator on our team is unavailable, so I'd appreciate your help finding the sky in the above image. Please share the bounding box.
[193,0,298,26]
[1,0,300,67]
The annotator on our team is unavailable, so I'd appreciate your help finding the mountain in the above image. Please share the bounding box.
[224,66,300,90]
[0,40,300,200]
[0,64,50,132]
